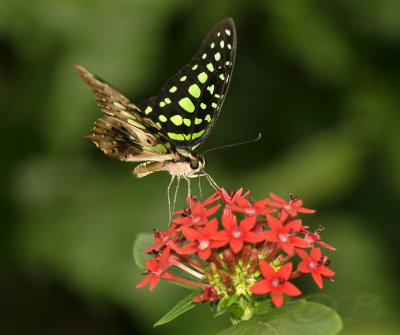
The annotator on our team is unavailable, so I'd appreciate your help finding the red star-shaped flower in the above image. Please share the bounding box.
[296,248,335,288]
[251,261,301,307]
[300,226,336,251]
[177,218,225,260]
[229,195,275,217]
[213,215,263,253]
[136,247,175,291]
[267,193,315,222]
[217,188,250,217]
[262,215,311,254]
[143,226,180,254]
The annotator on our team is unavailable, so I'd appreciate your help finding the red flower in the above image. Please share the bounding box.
[229,195,276,217]
[251,261,301,307]
[213,215,263,253]
[143,226,180,254]
[297,248,335,288]
[136,247,175,291]
[217,188,249,217]
[300,226,336,251]
[173,199,220,228]
[177,219,225,260]
[268,193,315,222]
[262,215,311,254]
[217,188,249,206]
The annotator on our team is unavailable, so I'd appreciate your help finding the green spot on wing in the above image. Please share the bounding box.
[188,84,201,98]
[183,118,191,127]
[200,103,206,109]
[178,97,195,113]
[170,115,183,126]
[144,106,153,114]
[195,118,202,124]
[168,132,185,141]
[153,144,167,153]
[159,115,167,122]
[198,72,208,84]
[169,86,177,93]
[207,63,214,72]
[205,114,211,122]
[192,129,205,140]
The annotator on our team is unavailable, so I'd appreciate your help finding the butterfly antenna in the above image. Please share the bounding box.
[202,133,262,155]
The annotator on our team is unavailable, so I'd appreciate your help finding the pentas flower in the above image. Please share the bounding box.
[178,218,226,260]
[136,188,336,322]
[262,215,312,255]
[217,188,249,217]
[296,248,336,288]
[229,195,276,217]
[213,215,263,253]
[136,247,175,291]
[143,226,180,254]
[173,194,220,227]
[267,192,315,222]
[250,261,301,307]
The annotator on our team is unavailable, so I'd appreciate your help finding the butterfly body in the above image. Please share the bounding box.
[76,18,236,181]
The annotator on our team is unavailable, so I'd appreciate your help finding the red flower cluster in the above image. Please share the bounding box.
[137,189,335,310]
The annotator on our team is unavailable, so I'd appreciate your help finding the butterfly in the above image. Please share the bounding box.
[76,18,236,208]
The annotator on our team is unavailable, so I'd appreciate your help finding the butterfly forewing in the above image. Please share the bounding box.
[140,18,236,151]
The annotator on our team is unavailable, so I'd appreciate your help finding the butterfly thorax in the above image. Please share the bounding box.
[132,148,205,178]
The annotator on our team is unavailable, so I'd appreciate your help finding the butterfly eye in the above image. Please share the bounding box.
[190,159,199,170]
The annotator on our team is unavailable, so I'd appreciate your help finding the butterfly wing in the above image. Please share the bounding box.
[139,18,237,151]
[75,65,177,162]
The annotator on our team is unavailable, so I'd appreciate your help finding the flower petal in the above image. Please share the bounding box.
[259,260,276,279]
[311,271,323,288]
[230,238,243,253]
[221,214,237,231]
[240,216,257,231]
[282,281,301,296]
[198,248,211,260]
[277,262,293,280]
[271,292,284,307]
[250,279,270,294]
[310,247,322,261]
[267,215,283,232]
[242,231,263,243]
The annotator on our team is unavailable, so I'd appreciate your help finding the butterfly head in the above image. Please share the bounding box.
[176,148,206,177]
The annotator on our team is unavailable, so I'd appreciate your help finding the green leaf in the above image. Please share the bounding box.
[217,301,343,335]
[132,233,154,269]
[154,291,199,327]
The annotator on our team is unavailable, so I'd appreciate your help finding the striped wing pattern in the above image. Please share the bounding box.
[75,65,177,162]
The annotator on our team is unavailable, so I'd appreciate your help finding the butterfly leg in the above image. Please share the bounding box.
[172,176,181,222]
[198,174,203,201]
[167,175,176,223]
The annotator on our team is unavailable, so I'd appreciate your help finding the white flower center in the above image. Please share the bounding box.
[232,230,242,239]
[271,278,280,288]
[308,261,317,270]
[198,239,210,250]
[278,233,289,243]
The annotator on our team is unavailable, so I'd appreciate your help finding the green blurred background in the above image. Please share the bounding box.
[1,0,399,334]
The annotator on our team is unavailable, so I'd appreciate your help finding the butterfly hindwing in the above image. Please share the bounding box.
[140,18,237,151]
[75,65,177,162]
